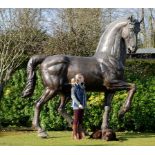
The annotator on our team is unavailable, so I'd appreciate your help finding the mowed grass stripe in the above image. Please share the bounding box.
[0,131,155,146]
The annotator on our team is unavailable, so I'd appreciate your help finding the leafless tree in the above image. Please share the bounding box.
[0,8,45,98]
[1,8,155,99]
[44,8,102,56]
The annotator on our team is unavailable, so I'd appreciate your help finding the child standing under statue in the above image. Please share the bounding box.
[71,73,87,140]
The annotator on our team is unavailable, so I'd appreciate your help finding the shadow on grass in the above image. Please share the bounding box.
[123,133,155,138]
[111,132,155,143]
[48,136,66,139]
[47,132,155,142]
[117,136,128,142]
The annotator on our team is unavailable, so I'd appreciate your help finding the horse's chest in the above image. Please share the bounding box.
[100,60,124,80]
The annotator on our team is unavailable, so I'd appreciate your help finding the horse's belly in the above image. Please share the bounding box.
[85,83,107,92]
[67,57,105,91]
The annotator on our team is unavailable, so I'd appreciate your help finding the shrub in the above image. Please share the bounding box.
[1,59,155,132]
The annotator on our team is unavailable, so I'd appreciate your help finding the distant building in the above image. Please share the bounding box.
[127,48,155,59]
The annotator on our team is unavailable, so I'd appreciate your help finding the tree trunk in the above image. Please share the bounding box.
[0,83,4,129]
[149,8,155,47]
[140,8,146,47]
[0,83,4,100]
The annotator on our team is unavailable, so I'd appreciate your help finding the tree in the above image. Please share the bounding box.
[0,8,48,99]
[44,8,102,56]
[148,8,155,47]
[0,10,23,99]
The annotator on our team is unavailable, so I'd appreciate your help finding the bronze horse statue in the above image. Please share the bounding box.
[22,16,142,138]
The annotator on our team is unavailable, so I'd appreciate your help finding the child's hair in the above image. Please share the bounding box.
[71,78,75,85]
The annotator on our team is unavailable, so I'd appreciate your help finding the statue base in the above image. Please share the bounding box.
[90,129,118,141]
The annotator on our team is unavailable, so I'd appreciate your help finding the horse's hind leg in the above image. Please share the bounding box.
[58,95,73,127]
[58,95,88,136]
[32,87,57,138]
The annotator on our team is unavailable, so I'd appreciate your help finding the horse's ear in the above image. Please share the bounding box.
[139,17,144,24]
[127,15,133,22]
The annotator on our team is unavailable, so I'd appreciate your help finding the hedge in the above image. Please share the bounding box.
[0,59,155,132]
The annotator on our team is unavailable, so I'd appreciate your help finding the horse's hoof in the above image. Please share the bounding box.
[102,129,118,141]
[38,131,48,138]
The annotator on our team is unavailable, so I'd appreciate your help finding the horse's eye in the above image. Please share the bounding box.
[129,27,134,31]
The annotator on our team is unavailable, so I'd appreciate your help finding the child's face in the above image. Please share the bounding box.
[75,75,84,84]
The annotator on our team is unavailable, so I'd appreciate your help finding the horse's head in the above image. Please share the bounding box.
[122,15,143,53]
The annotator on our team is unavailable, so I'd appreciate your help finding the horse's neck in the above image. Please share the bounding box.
[95,35,127,66]
[110,33,127,66]
[119,38,127,66]
[94,21,127,65]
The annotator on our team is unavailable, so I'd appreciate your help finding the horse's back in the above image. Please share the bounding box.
[41,55,100,76]
[40,55,91,79]
[40,55,105,91]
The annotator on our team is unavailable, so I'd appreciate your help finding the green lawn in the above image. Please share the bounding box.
[0,131,155,146]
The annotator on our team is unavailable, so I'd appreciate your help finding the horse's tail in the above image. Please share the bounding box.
[22,55,47,98]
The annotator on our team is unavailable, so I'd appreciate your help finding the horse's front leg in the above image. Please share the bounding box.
[105,80,136,119]
[118,83,136,119]
[102,92,115,130]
